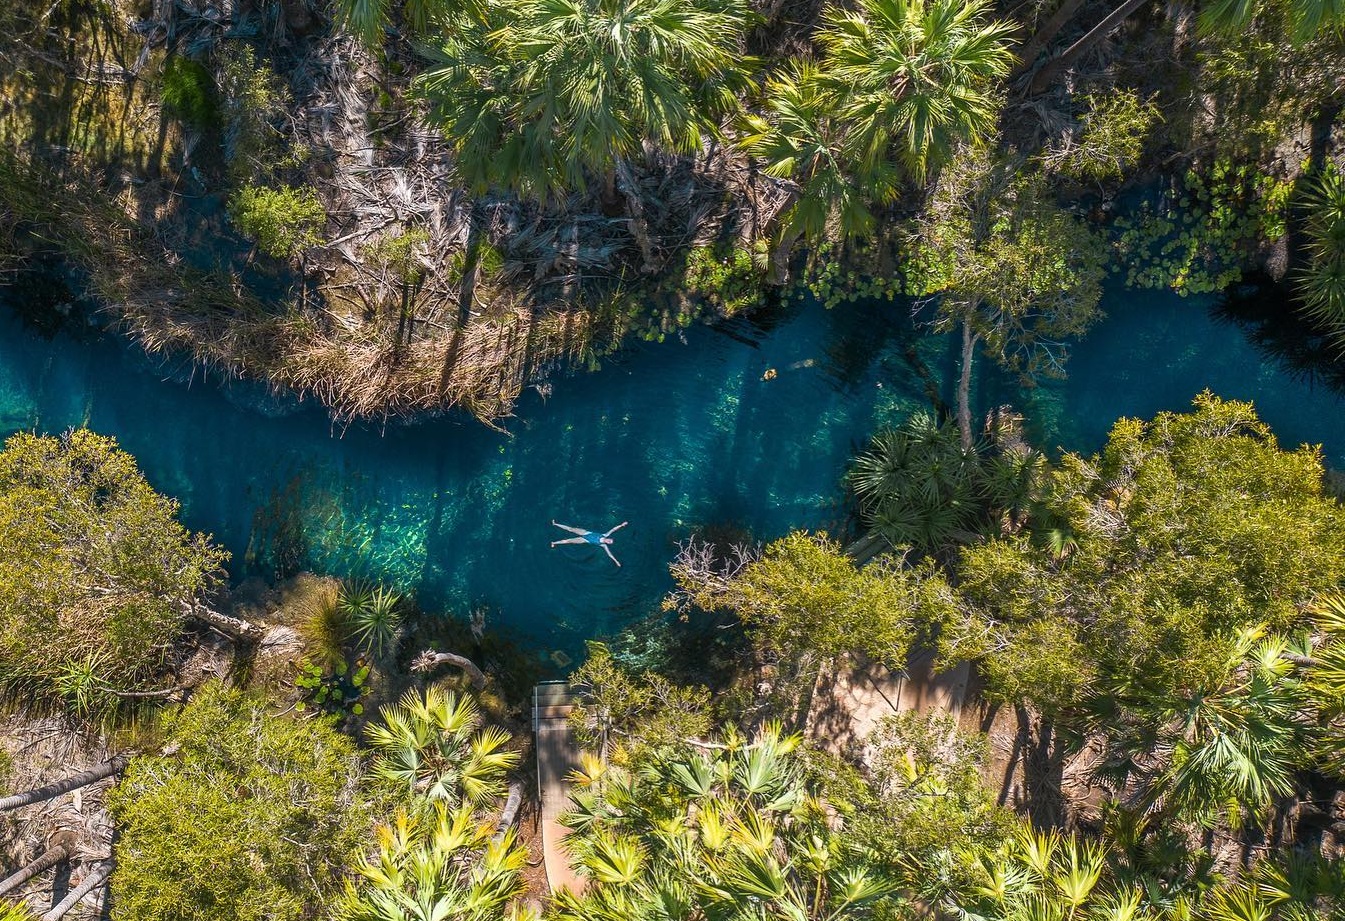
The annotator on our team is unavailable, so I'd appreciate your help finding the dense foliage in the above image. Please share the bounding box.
[7,0,1345,908]
[946,393,1345,711]
[849,412,1043,551]
[568,641,712,765]
[554,725,902,921]
[416,0,753,199]
[107,683,370,921]
[674,530,957,667]
[0,431,226,718]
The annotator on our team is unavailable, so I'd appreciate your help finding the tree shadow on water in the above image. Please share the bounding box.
[1213,275,1345,396]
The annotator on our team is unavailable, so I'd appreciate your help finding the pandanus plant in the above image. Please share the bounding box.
[338,581,404,660]
[334,804,536,921]
[366,686,518,808]
[553,725,901,921]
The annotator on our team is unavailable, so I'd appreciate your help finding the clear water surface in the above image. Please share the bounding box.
[2,290,1342,661]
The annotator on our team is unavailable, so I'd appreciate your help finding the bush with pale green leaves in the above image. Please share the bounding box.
[228,184,325,260]
[107,683,370,921]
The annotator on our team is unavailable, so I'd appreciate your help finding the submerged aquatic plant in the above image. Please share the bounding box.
[339,581,404,660]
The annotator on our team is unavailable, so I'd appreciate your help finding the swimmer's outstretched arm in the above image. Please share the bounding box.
[551,536,589,547]
[551,520,588,536]
[603,521,629,537]
[602,544,622,567]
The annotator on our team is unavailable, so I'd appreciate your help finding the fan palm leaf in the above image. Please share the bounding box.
[817,0,1015,181]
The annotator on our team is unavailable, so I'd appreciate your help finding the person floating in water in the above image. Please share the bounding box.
[551,520,628,567]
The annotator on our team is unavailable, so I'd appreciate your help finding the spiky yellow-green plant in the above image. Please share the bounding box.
[366,686,518,808]
[334,804,536,921]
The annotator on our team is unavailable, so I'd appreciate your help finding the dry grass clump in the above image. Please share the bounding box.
[0,1,780,426]
[281,574,348,667]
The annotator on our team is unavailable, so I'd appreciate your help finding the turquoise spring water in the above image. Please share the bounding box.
[2,289,1343,661]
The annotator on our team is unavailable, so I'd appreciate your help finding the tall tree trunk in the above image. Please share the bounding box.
[769,224,803,286]
[493,781,523,843]
[1011,0,1087,78]
[957,318,980,452]
[1029,0,1152,94]
[614,158,657,273]
[39,861,113,921]
[0,844,69,897]
[410,649,487,690]
[0,757,127,813]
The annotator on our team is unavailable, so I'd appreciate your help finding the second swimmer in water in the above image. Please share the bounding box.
[550,520,628,567]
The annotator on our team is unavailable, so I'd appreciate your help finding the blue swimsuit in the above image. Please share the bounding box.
[582,531,603,544]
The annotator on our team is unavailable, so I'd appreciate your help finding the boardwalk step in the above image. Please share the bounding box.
[535,685,574,705]
[535,704,575,720]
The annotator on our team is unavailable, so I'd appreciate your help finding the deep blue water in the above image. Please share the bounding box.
[2,289,1343,662]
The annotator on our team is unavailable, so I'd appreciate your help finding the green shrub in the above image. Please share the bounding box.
[216,44,287,178]
[159,57,217,129]
[361,227,430,283]
[0,431,226,721]
[228,184,325,260]
[476,240,505,278]
[1052,89,1160,182]
[108,682,370,921]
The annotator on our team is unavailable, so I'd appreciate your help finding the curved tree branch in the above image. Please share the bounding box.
[411,649,487,690]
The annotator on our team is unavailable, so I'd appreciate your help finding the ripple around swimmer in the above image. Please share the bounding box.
[3,287,1345,662]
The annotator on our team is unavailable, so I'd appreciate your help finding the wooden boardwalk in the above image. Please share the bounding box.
[533,682,585,896]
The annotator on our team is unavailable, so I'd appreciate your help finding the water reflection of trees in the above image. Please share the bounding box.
[1214,276,1345,394]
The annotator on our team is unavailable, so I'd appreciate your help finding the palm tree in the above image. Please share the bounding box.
[0,756,128,812]
[417,0,754,266]
[333,0,485,47]
[553,725,900,921]
[0,839,71,897]
[366,687,518,808]
[38,861,114,921]
[849,412,1047,552]
[1083,626,1309,828]
[816,0,1015,183]
[739,62,898,276]
[334,804,536,921]
[848,413,985,551]
[1295,168,1345,343]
